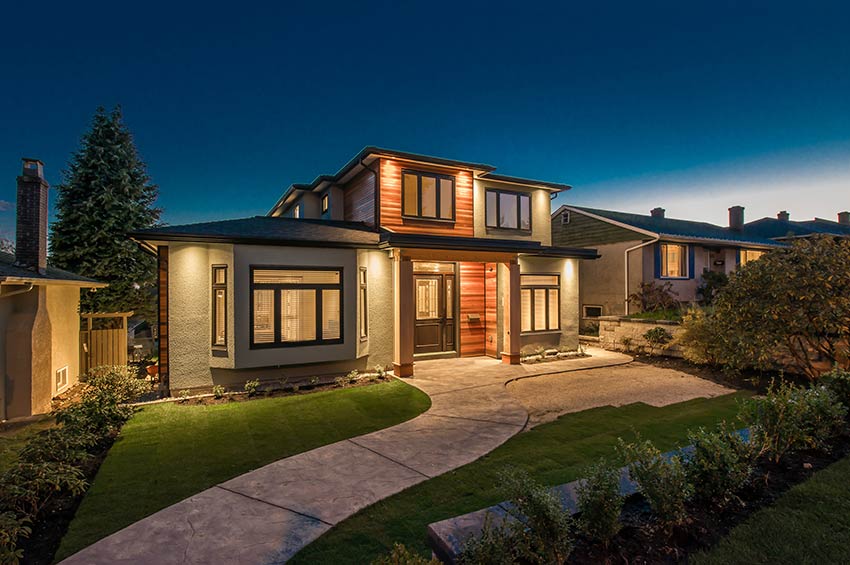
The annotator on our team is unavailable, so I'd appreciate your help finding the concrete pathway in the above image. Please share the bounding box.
[61,348,631,565]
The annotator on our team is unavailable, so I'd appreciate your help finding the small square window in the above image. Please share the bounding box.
[583,305,603,318]
[321,194,329,214]
[561,211,571,225]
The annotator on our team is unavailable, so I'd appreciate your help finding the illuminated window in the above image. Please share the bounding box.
[660,243,688,278]
[402,170,455,220]
[293,204,301,219]
[740,249,765,266]
[251,267,343,347]
[212,266,227,348]
[359,267,368,339]
[485,189,531,230]
[321,193,329,214]
[520,274,560,332]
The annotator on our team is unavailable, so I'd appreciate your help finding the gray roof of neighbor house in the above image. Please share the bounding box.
[560,206,786,248]
[131,216,598,258]
[741,217,850,239]
[0,251,105,286]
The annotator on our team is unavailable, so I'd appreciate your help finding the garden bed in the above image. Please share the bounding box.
[520,349,589,364]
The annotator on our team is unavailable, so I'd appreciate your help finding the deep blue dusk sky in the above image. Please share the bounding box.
[2,1,849,241]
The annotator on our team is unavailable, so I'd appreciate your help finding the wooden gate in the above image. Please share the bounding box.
[80,312,133,375]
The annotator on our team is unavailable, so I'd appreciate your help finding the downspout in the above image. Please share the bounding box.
[0,283,34,299]
[624,238,659,315]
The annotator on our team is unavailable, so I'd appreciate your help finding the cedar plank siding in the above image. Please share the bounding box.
[484,263,498,357]
[379,158,474,236]
[459,262,486,356]
[552,209,642,247]
[343,168,376,225]
[157,246,169,392]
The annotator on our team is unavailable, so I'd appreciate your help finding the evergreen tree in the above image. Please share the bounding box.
[50,106,161,317]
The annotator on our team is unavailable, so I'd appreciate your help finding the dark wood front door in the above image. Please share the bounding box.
[414,274,455,354]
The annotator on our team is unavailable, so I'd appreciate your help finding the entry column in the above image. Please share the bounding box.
[501,260,521,364]
[393,252,414,376]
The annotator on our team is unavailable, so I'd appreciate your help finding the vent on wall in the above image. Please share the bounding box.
[56,366,68,392]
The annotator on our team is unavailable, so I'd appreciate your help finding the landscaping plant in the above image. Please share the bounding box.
[696,270,728,306]
[575,458,623,548]
[643,327,673,355]
[627,281,680,313]
[617,436,691,530]
[371,543,441,565]
[821,367,850,409]
[684,424,753,506]
[212,384,226,399]
[459,515,519,565]
[0,511,30,565]
[244,379,260,396]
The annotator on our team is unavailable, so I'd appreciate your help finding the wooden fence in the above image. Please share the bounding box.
[80,312,132,375]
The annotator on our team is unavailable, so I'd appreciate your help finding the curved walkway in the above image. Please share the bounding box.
[61,348,630,565]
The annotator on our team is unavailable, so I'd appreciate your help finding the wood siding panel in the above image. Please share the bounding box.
[459,262,485,356]
[552,209,642,247]
[379,158,474,237]
[343,168,376,225]
[485,263,498,357]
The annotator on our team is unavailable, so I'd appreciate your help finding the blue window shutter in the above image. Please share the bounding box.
[654,243,662,279]
[688,245,696,279]
[735,249,741,266]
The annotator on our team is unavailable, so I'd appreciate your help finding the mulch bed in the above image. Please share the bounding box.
[570,432,850,564]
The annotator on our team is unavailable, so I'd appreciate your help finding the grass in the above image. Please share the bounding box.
[693,452,850,564]
[292,391,750,564]
[0,417,55,473]
[55,379,430,561]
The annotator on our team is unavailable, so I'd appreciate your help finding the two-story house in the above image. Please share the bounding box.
[551,205,785,325]
[132,147,597,393]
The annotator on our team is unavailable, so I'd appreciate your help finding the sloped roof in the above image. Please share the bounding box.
[0,252,104,286]
[565,206,785,248]
[740,217,850,240]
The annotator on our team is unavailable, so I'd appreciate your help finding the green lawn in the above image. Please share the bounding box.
[0,417,54,474]
[693,453,850,564]
[56,380,430,561]
[292,392,750,564]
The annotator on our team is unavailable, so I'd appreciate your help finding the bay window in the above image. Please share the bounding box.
[486,189,531,230]
[402,170,455,220]
[520,274,560,332]
[251,267,343,347]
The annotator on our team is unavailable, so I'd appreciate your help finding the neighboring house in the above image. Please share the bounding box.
[551,205,784,323]
[741,210,850,240]
[1,159,105,420]
[131,147,598,393]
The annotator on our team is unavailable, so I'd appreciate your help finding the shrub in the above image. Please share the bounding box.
[244,379,260,396]
[212,384,226,399]
[696,270,728,306]
[677,307,719,365]
[177,390,191,403]
[18,428,99,467]
[374,365,387,380]
[0,511,30,565]
[0,462,87,518]
[617,437,690,530]
[576,459,623,547]
[83,365,150,404]
[627,281,679,313]
[643,327,673,355]
[821,367,850,409]
[684,424,753,506]
[459,515,518,564]
[372,543,441,565]
[54,395,135,439]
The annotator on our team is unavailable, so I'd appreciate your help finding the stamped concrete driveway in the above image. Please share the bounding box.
[60,349,630,565]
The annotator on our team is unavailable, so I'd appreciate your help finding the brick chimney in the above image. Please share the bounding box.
[15,158,49,274]
[777,210,790,222]
[728,206,745,231]
[650,207,665,218]
[839,211,850,226]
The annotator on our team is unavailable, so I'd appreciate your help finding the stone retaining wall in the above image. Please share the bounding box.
[597,316,684,358]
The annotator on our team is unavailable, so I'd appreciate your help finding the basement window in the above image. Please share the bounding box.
[583,305,603,318]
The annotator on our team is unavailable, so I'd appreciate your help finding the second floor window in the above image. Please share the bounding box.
[486,189,531,230]
[402,170,455,220]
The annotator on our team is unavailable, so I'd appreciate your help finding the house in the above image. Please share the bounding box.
[741,210,850,240]
[551,205,785,323]
[1,159,105,420]
[131,147,598,393]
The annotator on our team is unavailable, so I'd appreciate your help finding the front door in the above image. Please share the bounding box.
[414,274,455,354]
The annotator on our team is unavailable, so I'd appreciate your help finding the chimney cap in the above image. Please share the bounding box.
[777,210,790,221]
[650,207,665,218]
[20,158,44,178]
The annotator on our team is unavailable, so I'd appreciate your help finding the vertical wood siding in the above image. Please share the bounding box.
[485,263,498,357]
[459,262,486,356]
[379,158,475,236]
[343,168,377,225]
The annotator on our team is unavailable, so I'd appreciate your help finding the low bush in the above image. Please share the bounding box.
[643,327,673,355]
[18,428,99,467]
[677,307,718,365]
[696,270,728,306]
[371,543,440,565]
[685,424,753,506]
[0,462,87,519]
[627,281,680,313]
[54,396,135,439]
[618,437,690,530]
[244,379,260,396]
[83,365,151,404]
[459,515,518,565]
[575,459,623,547]
[821,367,850,409]
[212,384,226,399]
[0,511,30,565]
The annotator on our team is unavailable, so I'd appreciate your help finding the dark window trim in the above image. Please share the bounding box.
[359,266,368,341]
[211,265,227,350]
[582,304,603,319]
[249,265,344,349]
[520,273,561,334]
[401,169,456,222]
[321,193,329,214]
[485,188,532,231]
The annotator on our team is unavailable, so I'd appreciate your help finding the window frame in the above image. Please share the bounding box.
[582,304,603,319]
[520,273,561,334]
[56,365,68,392]
[401,169,456,222]
[211,265,228,349]
[739,249,765,266]
[321,193,329,214]
[359,267,368,340]
[249,265,344,349]
[659,243,689,279]
[292,204,301,219]
[485,188,532,231]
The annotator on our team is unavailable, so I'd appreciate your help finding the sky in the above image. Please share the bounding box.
[1,0,849,241]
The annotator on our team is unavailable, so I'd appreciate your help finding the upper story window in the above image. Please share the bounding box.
[402,170,455,221]
[520,274,560,333]
[659,243,688,278]
[321,193,329,214]
[293,204,301,219]
[740,249,765,266]
[486,189,531,230]
[251,267,343,348]
[212,265,227,348]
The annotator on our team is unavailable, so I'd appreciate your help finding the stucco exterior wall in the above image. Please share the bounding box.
[517,256,580,352]
[46,285,82,396]
[473,179,552,245]
[580,239,644,319]
[355,249,394,367]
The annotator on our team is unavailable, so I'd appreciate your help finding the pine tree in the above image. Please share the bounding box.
[50,106,161,317]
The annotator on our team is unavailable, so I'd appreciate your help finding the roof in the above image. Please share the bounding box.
[560,206,785,248]
[0,252,105,287]
[131,216,598,258]
[479,172,571,192]
[130,216,381,248]
[741,217,850,239]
